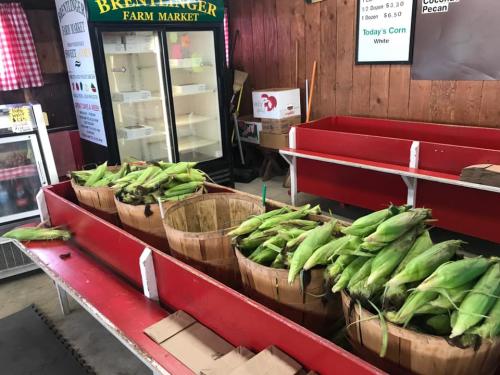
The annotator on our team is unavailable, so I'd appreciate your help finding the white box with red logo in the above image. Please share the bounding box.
[252,88,301,120]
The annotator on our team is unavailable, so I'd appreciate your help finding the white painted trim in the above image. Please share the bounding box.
[409,141,420,169]
[140,248,159,302]
[56,283,71,315]
[288,128,298,206]
[404,141,420,207]
[279,149,500,194]
[33,104,59,184]
[36,189,51,225]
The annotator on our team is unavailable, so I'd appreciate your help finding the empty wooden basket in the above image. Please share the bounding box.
[341,291,500,375]
[163,193,264,289]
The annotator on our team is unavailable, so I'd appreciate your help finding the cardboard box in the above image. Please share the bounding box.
[144,311,235,374]
[237,116,262,144]
[201,347,255,375]
[260,132,289,150]
[460,164,500,187]
[261,116,302,134]
[253,88,301,120]
[229,346,303,375]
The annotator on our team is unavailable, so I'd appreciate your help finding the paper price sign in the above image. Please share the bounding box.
[9,107,33,133]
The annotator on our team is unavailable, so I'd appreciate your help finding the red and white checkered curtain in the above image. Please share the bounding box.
[0,3,43,91]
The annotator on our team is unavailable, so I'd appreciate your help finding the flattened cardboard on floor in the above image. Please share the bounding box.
[144,311,234,374]
[200,346,255,375]
[144,310,196,344]
[229,346,302,375]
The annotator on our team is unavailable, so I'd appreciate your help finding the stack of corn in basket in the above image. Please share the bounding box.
[70,162,500,375]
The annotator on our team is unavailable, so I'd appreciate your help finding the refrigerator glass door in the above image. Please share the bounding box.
[166,31,223,162]
[0,134,47,224]
[102,31,173,163]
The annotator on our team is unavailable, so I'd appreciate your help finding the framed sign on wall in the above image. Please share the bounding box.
[356,0,417,64]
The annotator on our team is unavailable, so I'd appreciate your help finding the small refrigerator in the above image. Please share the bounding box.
[0,103,58,278]
[79,2,233,185]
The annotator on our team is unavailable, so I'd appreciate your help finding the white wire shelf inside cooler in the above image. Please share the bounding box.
[178,136,219,153]
[172,89,216,98]
[176,114,214,127]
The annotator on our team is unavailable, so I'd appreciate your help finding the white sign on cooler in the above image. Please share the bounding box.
[55,0,107,147]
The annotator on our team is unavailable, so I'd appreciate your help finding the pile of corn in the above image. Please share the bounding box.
[229,204,348,283]
[329,205,500,348]
[71,161,206,205]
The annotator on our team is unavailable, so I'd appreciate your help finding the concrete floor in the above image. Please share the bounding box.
[0,271,150,375]
[1,176,497,374]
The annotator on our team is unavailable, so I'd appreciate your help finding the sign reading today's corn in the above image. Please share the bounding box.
[87,0,224,23]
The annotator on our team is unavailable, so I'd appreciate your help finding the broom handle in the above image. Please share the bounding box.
[306,61,317,123]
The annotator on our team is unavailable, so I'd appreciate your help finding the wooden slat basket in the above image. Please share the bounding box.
[341,291,500,375]
[162,193,264,289]
[70,179,120,225]
[115,189,202,253]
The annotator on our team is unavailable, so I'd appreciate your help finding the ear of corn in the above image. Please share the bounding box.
[303,236,351,270]
[470,297,500,339]
[348,258,374,289]
[386,240,461,290]
[424,314,452,336]
[342,205,408,237]
[228,208,290,237]
[365,227,418,288]
[363,208,431,246]
[332,257,369,293]
[385,290,438,326]
[258,205,320,231]
[450,262,500,338]
[288,219,337,283]
[84,161,108,187]
[326,254,356,281]
[248,245,279,266]
[3,227,71,241]
[392,230,433,275]
[417,257,493,292]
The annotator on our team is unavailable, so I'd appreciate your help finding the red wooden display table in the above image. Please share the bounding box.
[280,116,500,243]
[11,181,381,375]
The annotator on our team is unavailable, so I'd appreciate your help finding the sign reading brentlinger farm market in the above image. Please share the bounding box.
[56,0,108,146]
[86,0,224,23]
[356,0,416,64]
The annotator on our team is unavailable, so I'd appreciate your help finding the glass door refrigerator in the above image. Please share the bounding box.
[84,2,232,185]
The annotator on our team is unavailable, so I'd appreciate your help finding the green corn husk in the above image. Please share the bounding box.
[393,230,434,275]
[249,245,279,266]
[3,227,71,241]
[303,236,351,270]
[163,162,198,175]
[173,169,205,183]
[270,253,286,269]
[386,240,461,291]
[326,254,356,281]
[84,162,108,187]
[165,181,203,194]
[450,262,500,338]
[470,297,500,339]
[348,258,374,290]
[286,228,314,250]
[124,165,162,192]
[416,257,493,292]
[365,227,419,288]
[415,281,475,315]
[259,205,321,231]
[261,235,288,253]
[228,208,290,237]
[354,277,387,302]
[278,219,318,228]
[157,161,174,169]
[238,233,274,252]
[424,314,452,336]
[288,219,337,283]
[332,257,369,293]
[342,205,407,237]
[385,290,438,326]
[363,208,431,246]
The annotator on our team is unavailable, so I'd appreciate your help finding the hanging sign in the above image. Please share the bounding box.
[56,0,108,146]
[86,0,224,23]
[356,0,416,64]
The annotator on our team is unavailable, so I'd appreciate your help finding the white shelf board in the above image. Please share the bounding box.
[106,49,156,55]
[178,136,218,152]
[173,89,216,98]
[113,97,162,105]
[176,114,214,127]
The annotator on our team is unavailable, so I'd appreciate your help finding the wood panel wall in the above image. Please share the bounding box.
[228,0,500,128]
[0,0,76,129]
